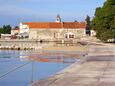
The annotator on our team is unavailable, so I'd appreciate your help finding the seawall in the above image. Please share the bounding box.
[30,41,115,86]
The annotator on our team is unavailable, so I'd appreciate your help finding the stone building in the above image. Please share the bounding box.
[19,15,86,41]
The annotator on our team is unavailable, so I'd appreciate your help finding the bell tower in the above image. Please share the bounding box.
[56,14,61,22]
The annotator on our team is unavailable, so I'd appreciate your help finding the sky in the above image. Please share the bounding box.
[0,0,105,26]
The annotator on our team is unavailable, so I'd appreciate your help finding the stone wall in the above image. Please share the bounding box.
[29,28,85,40]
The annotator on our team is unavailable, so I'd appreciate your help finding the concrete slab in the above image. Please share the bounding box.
[30,42,115,86]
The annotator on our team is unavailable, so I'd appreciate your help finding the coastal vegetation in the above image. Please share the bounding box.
[0,25,11,35]
[92,0,115,42]
[85,15,91,36]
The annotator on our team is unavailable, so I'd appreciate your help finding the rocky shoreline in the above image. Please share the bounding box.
[0,39,88,51]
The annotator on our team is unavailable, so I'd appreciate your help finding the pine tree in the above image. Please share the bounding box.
[92,0,115,42]
[85,15,91,36]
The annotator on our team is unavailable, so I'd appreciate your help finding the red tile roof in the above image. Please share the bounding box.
[23,22,86,29]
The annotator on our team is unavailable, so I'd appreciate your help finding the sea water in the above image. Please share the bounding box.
[0,50,81,86]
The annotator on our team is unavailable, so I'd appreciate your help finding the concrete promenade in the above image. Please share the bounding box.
[30,42,115,86]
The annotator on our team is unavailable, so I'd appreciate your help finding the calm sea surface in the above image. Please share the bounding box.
[0,50,84,86]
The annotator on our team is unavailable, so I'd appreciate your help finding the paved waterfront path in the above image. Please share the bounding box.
[30,43,115,86]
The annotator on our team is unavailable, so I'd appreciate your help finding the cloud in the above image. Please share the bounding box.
[0,4,51,17]
[0,0,32,5]
[0,0,105,26]
[0,0,77,6]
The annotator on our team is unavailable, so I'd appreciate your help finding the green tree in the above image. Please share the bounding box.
[85,15,91,26]
[0,25,11,35]
[85,15,91,35]
[92,0,115,42]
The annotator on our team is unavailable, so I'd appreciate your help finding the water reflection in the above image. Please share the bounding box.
[0,50,86,86]
[20,51,84,63]
[0,50,85,63]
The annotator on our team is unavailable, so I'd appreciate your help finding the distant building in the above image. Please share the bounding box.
[11,27,20,35]
[1,34,12,39]
[19,15,86,40]
[91,30,96,36]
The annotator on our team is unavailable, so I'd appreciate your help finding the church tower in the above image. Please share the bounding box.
[56,14,61,22]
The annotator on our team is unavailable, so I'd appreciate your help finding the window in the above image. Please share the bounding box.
[69,34,74,38]
[65,32,75,39]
